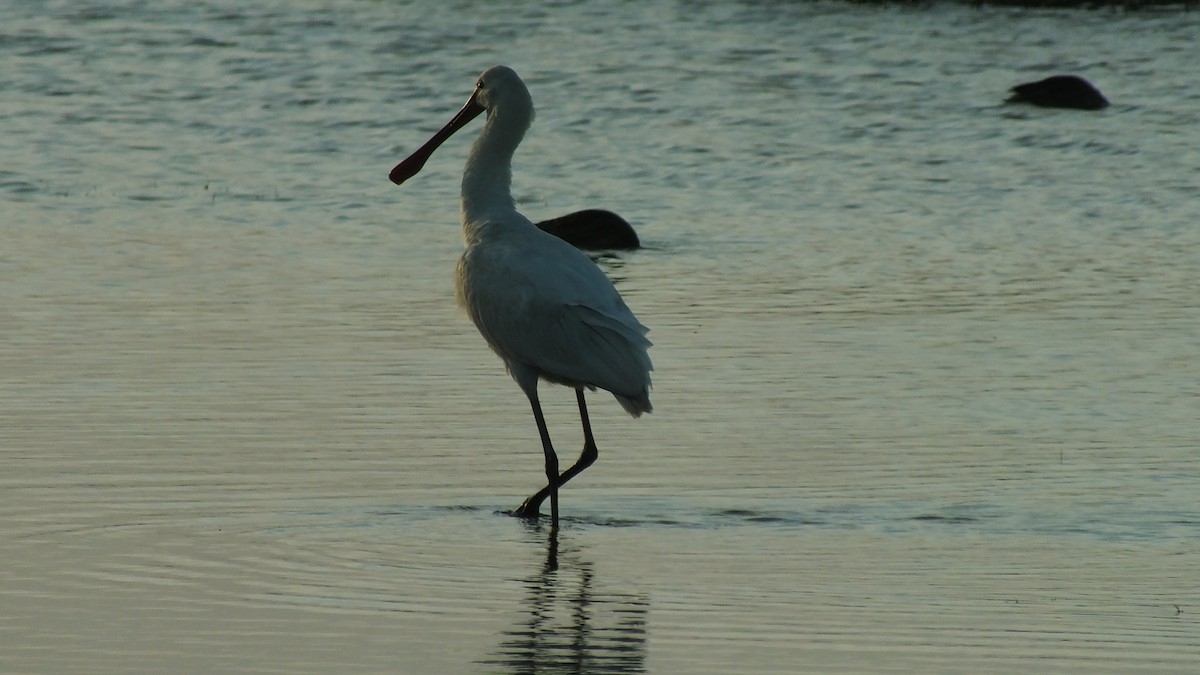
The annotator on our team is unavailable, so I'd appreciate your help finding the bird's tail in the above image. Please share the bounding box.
[614,388,652,417]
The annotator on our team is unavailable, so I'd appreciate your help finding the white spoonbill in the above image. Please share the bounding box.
[389,66,653,527]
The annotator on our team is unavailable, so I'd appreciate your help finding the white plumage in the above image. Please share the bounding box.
[390,66,653,527]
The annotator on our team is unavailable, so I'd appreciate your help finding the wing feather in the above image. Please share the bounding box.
[456,230,653,408]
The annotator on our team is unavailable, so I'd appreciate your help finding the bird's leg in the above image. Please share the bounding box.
[515,389,559,527]
[516,388,599,518]
[570,387,601,476]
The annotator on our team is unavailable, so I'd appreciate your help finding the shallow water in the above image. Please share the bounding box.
[3,0,1198,672]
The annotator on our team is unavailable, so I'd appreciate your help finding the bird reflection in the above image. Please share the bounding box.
[479,526,648,673]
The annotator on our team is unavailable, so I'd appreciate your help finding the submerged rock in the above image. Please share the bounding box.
[1006,75,1109,110]
[535,209,641,250]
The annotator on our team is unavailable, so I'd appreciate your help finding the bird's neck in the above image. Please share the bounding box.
[460,109,527,242]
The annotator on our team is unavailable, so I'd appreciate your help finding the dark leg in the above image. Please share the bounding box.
[516,388,599,519]
[514,388,560,526]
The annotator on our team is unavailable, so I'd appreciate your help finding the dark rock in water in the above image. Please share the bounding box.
[535,209,641,250]
[1006,75,1109,110]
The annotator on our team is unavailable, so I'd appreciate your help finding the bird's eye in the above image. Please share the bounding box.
[476,79,485,90]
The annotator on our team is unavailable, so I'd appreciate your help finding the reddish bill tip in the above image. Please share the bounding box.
[389,153,427,185]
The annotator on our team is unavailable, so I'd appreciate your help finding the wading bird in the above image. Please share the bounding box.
[389,66,653,528]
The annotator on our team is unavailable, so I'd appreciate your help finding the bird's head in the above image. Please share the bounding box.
[470,66,533,121]
[389,65,533,186]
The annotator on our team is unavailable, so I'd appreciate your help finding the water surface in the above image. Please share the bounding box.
[3,1,1198,672]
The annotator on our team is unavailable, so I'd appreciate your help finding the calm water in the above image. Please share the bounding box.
[3,0,1198,672]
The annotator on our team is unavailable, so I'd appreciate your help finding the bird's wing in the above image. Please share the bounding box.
[458,234,652,398]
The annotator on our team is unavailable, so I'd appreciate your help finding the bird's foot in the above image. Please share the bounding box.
[513,488,551,519]
[513,496,544,519]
